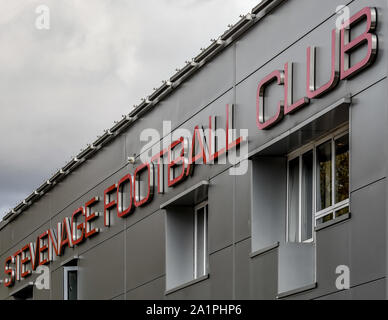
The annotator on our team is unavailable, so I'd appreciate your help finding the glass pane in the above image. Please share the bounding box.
[317,141,332,211]
[195,207,206,278]
[301,151,313,242]
[288,158,300,242]
[335,206,349,218]
[316,213,334,225]
[68,271,78,300]
[335,134,349,204]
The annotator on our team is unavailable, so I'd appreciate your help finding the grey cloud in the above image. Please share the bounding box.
[0,0,258,218]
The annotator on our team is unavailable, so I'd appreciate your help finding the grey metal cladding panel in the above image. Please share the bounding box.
[250,248,278,300]
[48,134,126,216]
[350,278,386,300]
[124,46,235,160]
[208,171,233,254]
[0,283,6,300]
[209,247,234,300]
[112,294,125,300]
[2,199,51,255]
[315,289,350,300]
[126,276,165,300]
[0,222,13,256]
[315,219,351,298]
[236,0,387,157]
[78,232,125,300]
[166,80,234,137]
[126,211,165,292]
[165,277,211,300]
[316,279,386,300]
[50,268,63,300]
[235,238,251,300]
[350,79,387,191]
[0,221,50,257]
[235,162,252,243]
[33,284,50,300]
[350,179,386,287]
[170,46,235,123]
[235,0,372,82]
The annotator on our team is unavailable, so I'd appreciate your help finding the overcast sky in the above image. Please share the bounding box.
[0,0,259,219]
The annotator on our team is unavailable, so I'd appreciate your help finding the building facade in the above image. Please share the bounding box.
[0,0,387,300]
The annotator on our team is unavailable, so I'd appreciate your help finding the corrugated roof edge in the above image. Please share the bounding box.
[1,0,287,226]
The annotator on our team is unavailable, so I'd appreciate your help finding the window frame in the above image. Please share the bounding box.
[63,266,78,301]
[286,124,349,243]
[193,201,208,279]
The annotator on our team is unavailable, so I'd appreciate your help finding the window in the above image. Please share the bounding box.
[164,182,209,292]
[194,202,208,279]
[64,266,78,300]
[287,126,349,242]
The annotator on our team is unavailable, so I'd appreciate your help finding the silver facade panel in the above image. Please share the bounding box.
[208,246,234,300]
[350,79,387,191]
[126,276,165,300]
[234,163,252,243]
[350,179,386,287]
[234,239,251,300]
[78,232,125,300]
[208,171,234,254]
[126,211,165,292]
[250,247,278,300]
[315,218,351,298]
